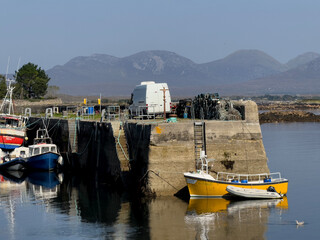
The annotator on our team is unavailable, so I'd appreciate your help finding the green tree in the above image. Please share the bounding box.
[0,75,7,99]
[14,63,50,99]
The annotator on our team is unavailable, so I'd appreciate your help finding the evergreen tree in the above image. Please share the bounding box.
[0,75,7,99]
[14,63,50,99]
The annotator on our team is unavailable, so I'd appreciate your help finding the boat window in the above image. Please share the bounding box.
[5,119,19,127]
[0,118,5,126]
[42,147,50,153]
[51,146,56,152]
[29,148,33,155]
[34,148,40,155]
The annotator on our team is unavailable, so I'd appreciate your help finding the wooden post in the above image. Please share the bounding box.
[160,87,169,120]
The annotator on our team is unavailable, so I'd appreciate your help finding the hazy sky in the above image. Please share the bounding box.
[2,0,320,73]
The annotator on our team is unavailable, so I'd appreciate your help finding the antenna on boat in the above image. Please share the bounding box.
[16,57,21,76]
[5,56,10,80]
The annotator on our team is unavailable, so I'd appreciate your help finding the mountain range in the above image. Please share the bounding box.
[47,50,320,96]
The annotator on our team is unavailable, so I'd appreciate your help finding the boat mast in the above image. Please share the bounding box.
[0,79,15,115]
[0,57,20,115]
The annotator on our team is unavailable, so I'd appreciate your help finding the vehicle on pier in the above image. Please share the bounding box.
[129,81,172,118]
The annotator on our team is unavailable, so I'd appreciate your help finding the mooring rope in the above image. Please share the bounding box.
[74,129,94,155]
[26,118,42,128]
[139,169,180,190]
[48,119,62,133]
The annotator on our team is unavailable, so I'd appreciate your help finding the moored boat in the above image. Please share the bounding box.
[0,78,27,150]
[0,118,26,150]
[184,151,288,198]
[0,157,27,171]
[0,147,29,171]
[26,127,63,171]
[226,185,283,199]
[27,144,61,171]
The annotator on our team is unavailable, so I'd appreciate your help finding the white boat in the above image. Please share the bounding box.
[0,147,28,171]
[226,185,283,199]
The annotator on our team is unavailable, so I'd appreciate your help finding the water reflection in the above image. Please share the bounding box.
[0,171,150,239]
[0,170,27,183]
[0,170,290,240]
[27,171,62,188]
[185,198,288,239]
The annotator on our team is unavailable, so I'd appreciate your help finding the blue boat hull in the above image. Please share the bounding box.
[27,152,60,171]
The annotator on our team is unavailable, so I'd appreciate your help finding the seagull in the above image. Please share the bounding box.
[296,220,304,226]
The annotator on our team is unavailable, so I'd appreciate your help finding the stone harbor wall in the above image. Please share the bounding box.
[124,100,269,196]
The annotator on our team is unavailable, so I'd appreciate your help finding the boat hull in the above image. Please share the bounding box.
[0,128,25,150]
[184,172,288,198]
[0,158,27,171]
[226,185,283,199]
[27,152,60,171]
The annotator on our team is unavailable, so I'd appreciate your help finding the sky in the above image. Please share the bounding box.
[1,0,320,73]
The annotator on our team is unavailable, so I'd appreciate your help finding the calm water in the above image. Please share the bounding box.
[0,122,319,239]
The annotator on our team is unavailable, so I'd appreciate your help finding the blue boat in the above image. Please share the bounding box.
[27,148,61,171]
[26,127,63,171]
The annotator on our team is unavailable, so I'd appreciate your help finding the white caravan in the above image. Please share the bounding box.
[129,81,172,117]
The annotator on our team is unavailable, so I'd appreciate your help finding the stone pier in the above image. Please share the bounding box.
[124,100,269,196]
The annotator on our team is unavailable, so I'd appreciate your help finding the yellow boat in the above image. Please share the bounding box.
[184,152,288,198]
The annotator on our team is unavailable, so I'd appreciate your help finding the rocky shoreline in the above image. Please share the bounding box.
[259,110,320,124]
[257,101,320,110]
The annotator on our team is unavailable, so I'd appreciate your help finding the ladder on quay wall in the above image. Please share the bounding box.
[68,119,78,153]
[194,122,206,167]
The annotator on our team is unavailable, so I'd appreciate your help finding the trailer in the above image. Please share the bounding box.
[129,81,172,117]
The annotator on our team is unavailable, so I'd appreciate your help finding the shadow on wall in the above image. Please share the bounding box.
[26,118,121,186]
[124,123,153,196]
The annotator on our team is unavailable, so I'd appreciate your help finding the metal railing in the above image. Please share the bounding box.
[129,105,156,119]
[216,172,283,183]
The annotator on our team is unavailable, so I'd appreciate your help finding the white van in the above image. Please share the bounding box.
[129,81,172,117]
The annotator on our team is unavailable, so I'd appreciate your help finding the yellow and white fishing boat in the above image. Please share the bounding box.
[184,152,288,198]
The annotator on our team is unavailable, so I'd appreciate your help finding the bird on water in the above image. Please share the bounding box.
[296,220,304,226]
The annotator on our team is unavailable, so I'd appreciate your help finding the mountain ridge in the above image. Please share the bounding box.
[47,49,320,96]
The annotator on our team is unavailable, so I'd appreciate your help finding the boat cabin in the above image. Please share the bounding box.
[29,144,58,156]
[0,116,20,127]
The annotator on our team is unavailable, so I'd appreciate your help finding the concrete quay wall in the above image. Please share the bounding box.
[126,100,269,196]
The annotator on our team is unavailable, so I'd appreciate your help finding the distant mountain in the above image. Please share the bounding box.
[223,57,320,95]
[47,51,208,96]
[200,50,288,84]
[47,50,320,96]
[286,52,320,69]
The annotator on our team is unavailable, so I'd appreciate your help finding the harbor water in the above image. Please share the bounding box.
[0,122,319,239]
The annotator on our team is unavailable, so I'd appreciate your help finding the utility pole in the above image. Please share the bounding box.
[160,87,169,120]
[99,93,101,114]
